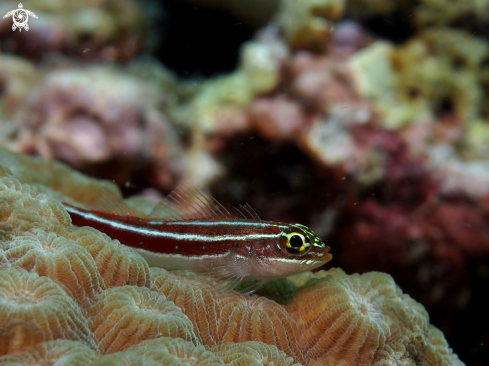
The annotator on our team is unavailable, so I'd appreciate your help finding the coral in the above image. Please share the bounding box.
[150,268,304,362]
[174,35,288,135]
[0,151,151,292]
[285,270,462,365]
[150,265,463,366]
[0,339,100,366]
[209,341,299,366]
[87,286,197,353]
[124,337,221,365]
[0,267,96,355]
[17,66,183,189]
[349,28,487,131]
[346,0,489,28]
[414,0,489,27]
[55,226,151,289]
[0,147,121,208]
[90,352,160,366]
[0,54,40,122]
[150,268,223,345]
[248,96,309,140]
[0,0,144,61]
[422,326,466,366]
[216,294,301,359]
[93,337,299,366]
[328,20,370,58]
[276,0,345,52]
[1,230,104,303]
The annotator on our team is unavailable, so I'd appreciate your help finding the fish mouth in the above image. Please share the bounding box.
[299,253,332,271]
[299,248,333,271]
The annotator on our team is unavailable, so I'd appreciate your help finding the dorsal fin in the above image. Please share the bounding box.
[241,203,260,220]
[233,203,261,220]
[86,187,136,216]
[145,184,233,220]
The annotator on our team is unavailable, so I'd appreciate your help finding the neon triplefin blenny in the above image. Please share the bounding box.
[63,185,332,293]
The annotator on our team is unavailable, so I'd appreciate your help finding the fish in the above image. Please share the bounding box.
[63,184,332,293]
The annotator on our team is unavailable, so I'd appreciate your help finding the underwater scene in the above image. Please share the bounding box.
[0,0,487,365]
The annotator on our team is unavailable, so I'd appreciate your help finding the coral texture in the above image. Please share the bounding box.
[87,286,197,353]
[0,339,99,366]
[0,0,144,60]
[287,270,429,364]
[0,267,97,355]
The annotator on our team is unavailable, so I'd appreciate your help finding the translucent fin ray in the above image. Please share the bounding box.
[233,203,261,220]
[146,183,233,220]
[86,187,135,216]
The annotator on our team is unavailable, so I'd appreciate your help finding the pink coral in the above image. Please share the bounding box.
[18,67,183,190]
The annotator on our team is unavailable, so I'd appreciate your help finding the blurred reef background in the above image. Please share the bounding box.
[0,0,489,365]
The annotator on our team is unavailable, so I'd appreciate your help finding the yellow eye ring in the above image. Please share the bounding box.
[281,232,310,254]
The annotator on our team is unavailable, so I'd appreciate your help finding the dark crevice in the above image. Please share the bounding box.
[155,0,256,78]
[346,10,415,45]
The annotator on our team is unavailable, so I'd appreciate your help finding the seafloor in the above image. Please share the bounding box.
[0,0,488,365]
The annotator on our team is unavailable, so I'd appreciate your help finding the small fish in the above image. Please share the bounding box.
[63,185,332,293]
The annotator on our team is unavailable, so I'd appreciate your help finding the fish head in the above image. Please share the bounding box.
[248,223,332,279]
[279,223,332,269]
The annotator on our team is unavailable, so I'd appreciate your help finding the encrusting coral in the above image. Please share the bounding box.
[0,150,463,365]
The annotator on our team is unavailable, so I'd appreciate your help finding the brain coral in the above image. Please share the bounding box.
[1,230,104,303]
[0,150,463,365]
[0,339,99,366]
[87,286,197,353]
[0,267,96,355]
[92,337,299,366]
[286,270,430,364]
[150,267,304,362]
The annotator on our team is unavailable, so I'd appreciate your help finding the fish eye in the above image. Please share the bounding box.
[289,235,303,249]
[280,232,311,255]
